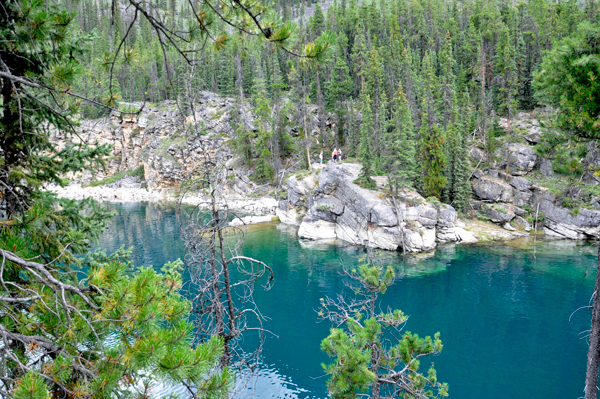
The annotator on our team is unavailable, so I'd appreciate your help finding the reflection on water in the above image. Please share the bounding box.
[99,202,597,399]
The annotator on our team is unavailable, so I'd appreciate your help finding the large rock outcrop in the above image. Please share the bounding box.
[51,93,255,193]
[471,170,600,239]
[278,163,460,252]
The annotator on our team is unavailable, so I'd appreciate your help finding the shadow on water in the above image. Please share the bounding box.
[99,202,597,399]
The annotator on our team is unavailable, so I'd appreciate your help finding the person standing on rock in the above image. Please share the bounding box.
[319,149,323,164]
[332,148,338,163]
[338,148,342,162]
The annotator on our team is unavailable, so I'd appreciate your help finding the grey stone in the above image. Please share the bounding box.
[470,200,484,211]
[484,204,516,224]
[513,216,533,232]
[509,176,533,192]
[287,174,318,207]
[487,169,499,179]
[469,148,486,163]
[418,217,438,227]
[437,205,457,228]
[471,176,514,202]
[536,157,555,177]
[513,190,532,207]
[298,217,337,240]
[530,190,600,238]
[502,222,517,231]
[472,169,484,179]
[494,143,538,175]
[513,206,528,217]
[524,130,541,144]
[288,163,460,251]
[107,175,142,189]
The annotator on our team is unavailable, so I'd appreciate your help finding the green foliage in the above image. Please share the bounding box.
[0,1,241,397]
[316,204,332,212]
[446,93,472,213]
[386,83,417,193]
[357,96,377,190]
[534,21,600,140]
[420,113,447,199]
[320,262,447,399]
[0,244,231,399]
[11,372,50,399]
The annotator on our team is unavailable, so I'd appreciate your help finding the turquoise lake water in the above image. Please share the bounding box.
[98,202,598,399]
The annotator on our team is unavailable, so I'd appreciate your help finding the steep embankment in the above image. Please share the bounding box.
[468,113,600,240]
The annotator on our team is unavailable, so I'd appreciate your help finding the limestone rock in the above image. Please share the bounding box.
[107,175,142,189]
[453,227,478,243]
[532,188,600,239]
[469,147,486,163]
[513,190,532,207]
[536,157,555,177]
[471,176,514,202]
[281,163,460,252]
[404,226,437,253]
[436,227,458,243]
[276,200,301,226]
[287,173,318,206]
[513,216,533,232]
[484,204,516,224]
[509,176,533,192]
[298,217,337,240]
[494,143,537,175]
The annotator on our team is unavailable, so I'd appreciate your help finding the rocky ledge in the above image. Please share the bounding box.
[277,163,478,253]
[471,169,600,240]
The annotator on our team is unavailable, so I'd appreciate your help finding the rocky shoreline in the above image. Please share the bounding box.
[50,97,599,253]
[48,182,280,217]
[50,169,525,251]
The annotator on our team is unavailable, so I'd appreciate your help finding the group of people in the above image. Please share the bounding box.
[319,148,343,164]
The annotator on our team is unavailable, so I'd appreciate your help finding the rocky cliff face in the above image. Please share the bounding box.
[469,113,600,240]
[52,93,254,192]
[277,163,470,252]
[470,169,600,239]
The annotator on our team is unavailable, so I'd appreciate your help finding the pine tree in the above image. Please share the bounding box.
[451,93,473,213]
[357,95,377,189]
[386,83,417,193]
[326,47,353,145]
[350,22,369,95]
[326,48,353,111]
[376,88,389,173]
[439,31,456,131]
[311,4,325,38]
[420,106,447,199]
[251,70,275,183]
[0,2,231,397]
[533,22,600,399]
[320,262,447,399]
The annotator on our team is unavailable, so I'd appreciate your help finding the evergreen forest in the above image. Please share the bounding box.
[2,0,600,398]
[69,0,600,211]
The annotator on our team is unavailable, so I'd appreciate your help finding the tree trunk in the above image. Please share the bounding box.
[585,244,600,399]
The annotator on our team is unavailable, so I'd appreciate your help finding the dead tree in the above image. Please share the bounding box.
[176,87,274,391]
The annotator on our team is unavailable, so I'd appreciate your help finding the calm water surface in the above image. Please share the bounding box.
[98,202,597,399]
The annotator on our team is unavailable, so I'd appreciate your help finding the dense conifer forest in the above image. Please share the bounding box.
[69,0,600,211]
[2,0,600,397]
